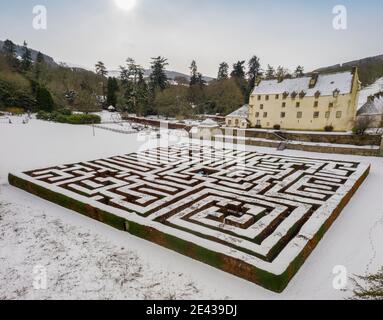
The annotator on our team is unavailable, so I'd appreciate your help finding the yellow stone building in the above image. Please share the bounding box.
[227,68,361,132]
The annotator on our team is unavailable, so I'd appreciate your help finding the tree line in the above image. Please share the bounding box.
[96,56,306,118]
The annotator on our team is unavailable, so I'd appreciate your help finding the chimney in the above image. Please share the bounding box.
[309,73,319,89]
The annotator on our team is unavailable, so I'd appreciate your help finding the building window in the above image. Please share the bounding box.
[314,101,319,107]
[336,111,342,118]
[260,104,264,110]
[325,111,330,119]
[256,120,261,126]
[263,112,268,118]
[235,119,239,126]
[258,95,261,101]
[228,120,232,125]
[276,94,280,100]
[255,112,260,118]
[329,102,334,108]
[282,102,286,108]
[265,95,269,101]
[281,112,286,118]
[297,112,302,119]
[313,111,319,119]
[296,102,300,108]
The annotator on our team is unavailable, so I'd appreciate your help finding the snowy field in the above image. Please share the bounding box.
[0,116,382,300]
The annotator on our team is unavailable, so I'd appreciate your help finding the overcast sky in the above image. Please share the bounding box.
[0,0,382,77]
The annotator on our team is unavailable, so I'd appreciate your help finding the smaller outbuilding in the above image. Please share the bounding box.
[357,92,383,128]
[225,104,250,129]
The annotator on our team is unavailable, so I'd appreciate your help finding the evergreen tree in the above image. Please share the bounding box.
[21,41,32,71]
[189,60,198,86]
[231,61,247,101]
[294,65,305,78]
[3,39,16,57]
[247,55,261,90]
[149,56,168,93]
[231,61,246,79]
[119,58,148,114]
[106,77,119,107]
[33,52,46,80]
[217,62,229,81]
[265,65,276,80]
[36,86,54,112]
[95,61,108,77]
[36,52,45,64]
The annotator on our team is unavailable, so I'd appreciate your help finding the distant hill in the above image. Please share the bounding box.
[108,69,214,83]
[0,40,215,83]
[0,40,57,67]
[314,54,383,87]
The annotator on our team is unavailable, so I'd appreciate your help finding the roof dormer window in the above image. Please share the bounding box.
[333,89,340,98]
[299,91,306,99]
[314,91,321,99]
[291,91,298,99]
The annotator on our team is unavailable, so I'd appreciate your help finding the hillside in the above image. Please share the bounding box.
[315,54,383,87]
[0,40,57,67]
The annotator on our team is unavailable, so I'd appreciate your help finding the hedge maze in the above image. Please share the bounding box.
[9,143,370,292]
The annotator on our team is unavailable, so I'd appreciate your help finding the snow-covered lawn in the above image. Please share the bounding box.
[0,116,382,300]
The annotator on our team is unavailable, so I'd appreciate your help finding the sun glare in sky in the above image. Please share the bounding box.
[114,0,137,11]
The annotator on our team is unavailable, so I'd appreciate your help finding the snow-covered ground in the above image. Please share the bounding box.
[358,77,383,109]
[0,116,382,300]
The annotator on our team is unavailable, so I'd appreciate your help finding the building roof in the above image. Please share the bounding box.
[226,104,249,119]
[357,94,383,116]
[252,71,354,97]
[198,119,220,128]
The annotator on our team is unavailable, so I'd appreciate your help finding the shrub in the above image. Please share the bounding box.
[36,110,50,120]
[36,111,101,125]
[324,125,334,132]
[273,124,281,130]
[65,114,101,125]
[58,108,72,116]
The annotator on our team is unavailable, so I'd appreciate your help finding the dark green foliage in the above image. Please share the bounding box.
[2,39,16,56]
[231,60,246,79]
[247,55,261,90]
[37,110,100,124]
[217,62,229,81]
[149,56,168,93]
[0,79,36,110]
[106,77,118,107]
[36,52,44,64]
[95,61,108,77]
[350,269,383,300]
[21,41,32,71]
[36,86,54,112]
